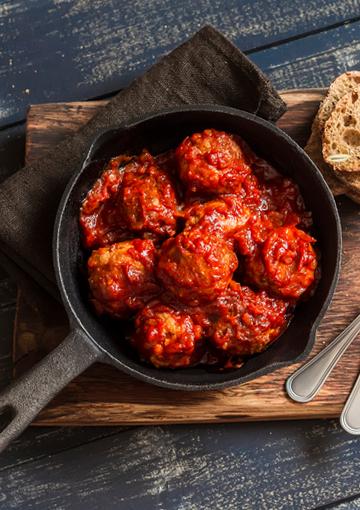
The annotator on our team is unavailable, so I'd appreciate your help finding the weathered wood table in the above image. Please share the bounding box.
[1,2,360,509]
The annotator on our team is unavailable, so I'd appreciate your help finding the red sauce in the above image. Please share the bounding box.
[203,281,290,356]
[87,239,160,319]
[156,230,238,306]
[80,128,319,369]
[245,226,317,299]
[176,128,252,194]
[183,195,251,240]
[133,302,204,368]
[80,155,131,248]
[119,150,178,239]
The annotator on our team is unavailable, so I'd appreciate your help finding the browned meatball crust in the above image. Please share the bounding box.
[206,282,290,356]
[156,230,238,305]
[176,129,251,194]
[88,239,160,319]
[120,150,178,240]
[133,302,203,368]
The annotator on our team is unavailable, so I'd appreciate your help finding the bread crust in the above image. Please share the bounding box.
[303,72,360,203]
[317,71,360,132]
[304,117,346,195]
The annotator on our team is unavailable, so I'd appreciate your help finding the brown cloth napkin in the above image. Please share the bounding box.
[0,26,286,300]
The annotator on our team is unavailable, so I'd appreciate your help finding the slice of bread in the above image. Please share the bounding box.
[303,71,360,204]
[304,118,347,195]
[322,89,360,172]
[317,71,360,132]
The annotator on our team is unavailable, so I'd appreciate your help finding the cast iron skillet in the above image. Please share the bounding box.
[0,105,341,451]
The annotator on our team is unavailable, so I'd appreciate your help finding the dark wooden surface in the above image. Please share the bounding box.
[15,90,360,426]
[1,1,360,508]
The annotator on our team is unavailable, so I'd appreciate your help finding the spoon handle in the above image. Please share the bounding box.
[340,372,360,435]
[286,313,360,403]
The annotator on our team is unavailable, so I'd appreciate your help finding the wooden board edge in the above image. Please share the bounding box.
[16,88,358,427]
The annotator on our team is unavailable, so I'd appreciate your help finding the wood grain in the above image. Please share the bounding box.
[1,0,360,127]
[14,89,360,426]
[1,420,360,510]
[254,20,360,90]
[2,5,360,509]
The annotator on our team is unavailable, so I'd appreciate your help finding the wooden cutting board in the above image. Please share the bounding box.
[13,89,360,426]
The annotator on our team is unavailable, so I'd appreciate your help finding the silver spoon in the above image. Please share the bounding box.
[340,371,360,435]
[286,313,360,403]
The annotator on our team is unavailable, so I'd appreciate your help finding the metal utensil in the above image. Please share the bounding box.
[340,372,360,435]
[286,313,360,403]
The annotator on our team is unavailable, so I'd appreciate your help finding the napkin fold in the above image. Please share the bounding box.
[0,26,286,300]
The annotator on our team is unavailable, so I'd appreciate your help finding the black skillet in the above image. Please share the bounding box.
[0,105,341,451]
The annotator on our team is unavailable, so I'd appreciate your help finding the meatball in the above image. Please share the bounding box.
[207,282,290,356]
[184,195,251,239]
[251,154,312,229]
[235,210,287,257]
[245,226,318,299]
[156,231,238,305]
[79,155,132,248]
[261,175,311,229]
[119,150,178,239]
[235,161,313,257]
[133,302,203,368]
[88,239,160,318]
[176,129,252,194]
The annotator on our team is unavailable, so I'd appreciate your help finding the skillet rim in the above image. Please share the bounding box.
[53,104,342,390]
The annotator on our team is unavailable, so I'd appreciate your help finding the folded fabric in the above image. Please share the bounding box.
[0,25,286,300]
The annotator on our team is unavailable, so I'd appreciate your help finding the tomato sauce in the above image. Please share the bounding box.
[80,128,319,369]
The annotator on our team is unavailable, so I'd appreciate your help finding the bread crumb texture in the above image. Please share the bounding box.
[323,89,360,173]
[317,71,360,133]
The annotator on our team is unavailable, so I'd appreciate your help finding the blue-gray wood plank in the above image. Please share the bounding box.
[1,1,360,509]
[0,421,359,510]
[253,19,360,89]
[1,0,360,127]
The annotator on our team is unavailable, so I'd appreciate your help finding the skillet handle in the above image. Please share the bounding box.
[0,329,102,453]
